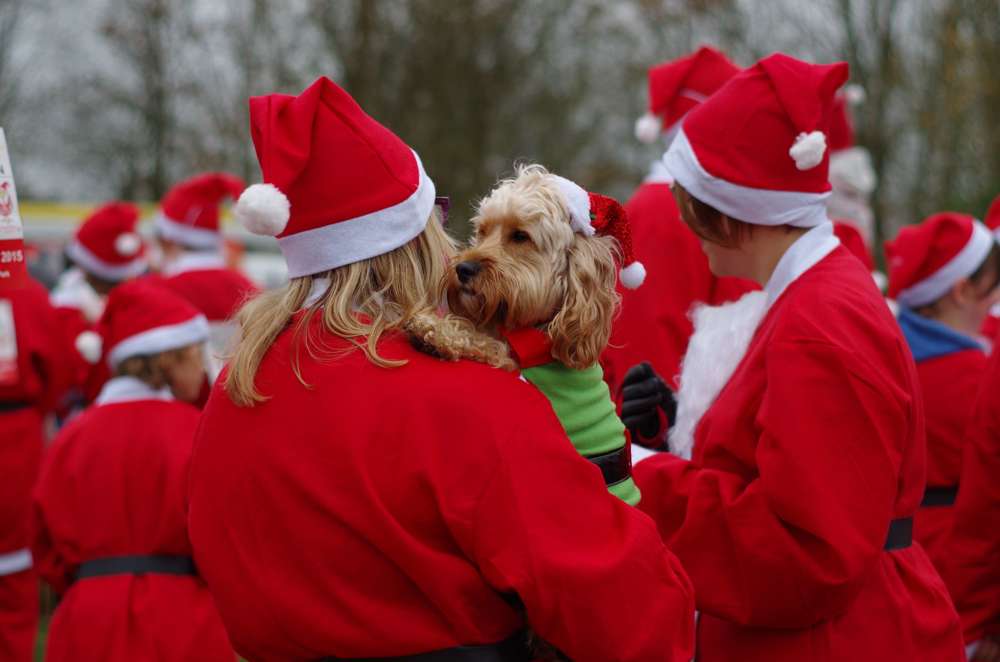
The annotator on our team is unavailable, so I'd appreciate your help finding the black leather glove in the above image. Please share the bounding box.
[621,362,676,440]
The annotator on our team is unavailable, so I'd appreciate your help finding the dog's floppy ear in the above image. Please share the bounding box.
[548,234,620,370]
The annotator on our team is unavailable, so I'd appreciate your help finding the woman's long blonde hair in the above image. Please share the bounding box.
[225,213,512,407]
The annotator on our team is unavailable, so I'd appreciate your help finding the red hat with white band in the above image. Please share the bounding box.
[551,175,645,289]
[985,194,1000,234]
[155,172,245,249]
[98,279,209,369]
[635,46,740,145]
[232,77,436,279]
[886,212,995,308]
[663,53,849,229]
[66,202,146,282]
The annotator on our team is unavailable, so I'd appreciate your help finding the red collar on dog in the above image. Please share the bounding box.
[501,327,554,369]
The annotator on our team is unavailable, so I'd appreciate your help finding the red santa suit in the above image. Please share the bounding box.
[942,347,1000,654]
[53,202,148,405]
[188,75,697,662]
[155,173,258,376]
[633,54,964,661]
[604,46,756,400]
[886,213,995,575]
[0,277,70,661]
[32,280,232,662]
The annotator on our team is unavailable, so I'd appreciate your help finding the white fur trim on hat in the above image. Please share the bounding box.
[634,113,663,144]
[550,175,594,236]
[896,220,995,308]
[277,150,435,278]
[620,261,646,289]
[830,147,876,195]
[66,240,148,282]
[669,291,769,460]
[114,232,142,257]
[789,131,827,171]
[74,331,103,364]
[107,314,210,369]
[235,183,290,237]
[154,213,222,250]
[663,129,830,228]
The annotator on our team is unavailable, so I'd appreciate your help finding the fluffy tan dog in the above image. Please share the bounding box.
[445,164,621,367]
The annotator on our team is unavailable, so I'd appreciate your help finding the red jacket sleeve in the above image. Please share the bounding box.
[31,425,79,595]
[635,339,902,629]
[441,386,695,662]
[943,350,1000,642]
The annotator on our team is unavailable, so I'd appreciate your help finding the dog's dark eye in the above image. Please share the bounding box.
[510,230,531,244]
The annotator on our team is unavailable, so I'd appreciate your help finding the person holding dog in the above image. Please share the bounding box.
[621,54,964,660]
[187,76,695,662]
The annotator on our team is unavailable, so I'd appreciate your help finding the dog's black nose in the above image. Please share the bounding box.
[456,261,482,284]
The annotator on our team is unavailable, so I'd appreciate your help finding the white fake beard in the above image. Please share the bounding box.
[668,291,769,460]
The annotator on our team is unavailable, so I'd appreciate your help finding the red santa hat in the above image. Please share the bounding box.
[828,84,865,153]
[233,77,435,278]
[155,172,246,250]
[66,202,147,282]
[551,175,645,288]
[635,46,740,144]
[984,194,1000,234]
[663,53,849,229]
[833,220,874,271]
[95,279,209,369]
[886,212,995,308]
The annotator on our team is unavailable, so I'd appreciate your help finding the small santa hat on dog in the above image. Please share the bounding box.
[95,279,209,369]
[664,53,849,229]
[155,172,245,250]
[886,212,995,308]
[551,175,645,289]
[635,46,740,145]
[66,202,146,282]
[233,76,435,278]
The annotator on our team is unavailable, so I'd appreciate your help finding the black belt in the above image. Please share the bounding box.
[920,486,958,508]
[0,401,31,413]
[318,630,531,662]
[75,555,197,582]
[884,517,913,551]
[584,446,632,487]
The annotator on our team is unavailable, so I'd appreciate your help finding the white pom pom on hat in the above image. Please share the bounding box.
[843,84,866,105]
[74,330,103,365]
[620,261,647,289]
[789,131,827,170]
[634,113,663,144]
[114,232,142,257]
[235,183,291,237]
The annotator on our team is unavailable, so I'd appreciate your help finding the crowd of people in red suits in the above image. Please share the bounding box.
[0,45,998,662]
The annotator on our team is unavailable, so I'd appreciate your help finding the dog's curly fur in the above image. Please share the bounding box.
[431,164,620,369]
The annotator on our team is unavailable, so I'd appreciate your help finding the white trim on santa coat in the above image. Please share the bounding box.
[161,250,227,277]
[665,222,841,460]
[95,375,174,406]
[663,128,831,228]
[0,549,32,576]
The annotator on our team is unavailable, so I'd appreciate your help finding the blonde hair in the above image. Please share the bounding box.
[225,213,512,407]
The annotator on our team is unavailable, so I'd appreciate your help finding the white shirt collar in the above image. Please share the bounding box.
[95,376,174,406]
[162,251,226,277]
[764,221,840,306]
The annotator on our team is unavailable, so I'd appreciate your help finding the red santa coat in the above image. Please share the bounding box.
[911,349,987,567]
[161,252,258,323]
[942,348,1000,645]
[188,314,695,662]
[602,175,756,398]
[634,229,964,661]
[0,277,70,661]
[32,377,234,662]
